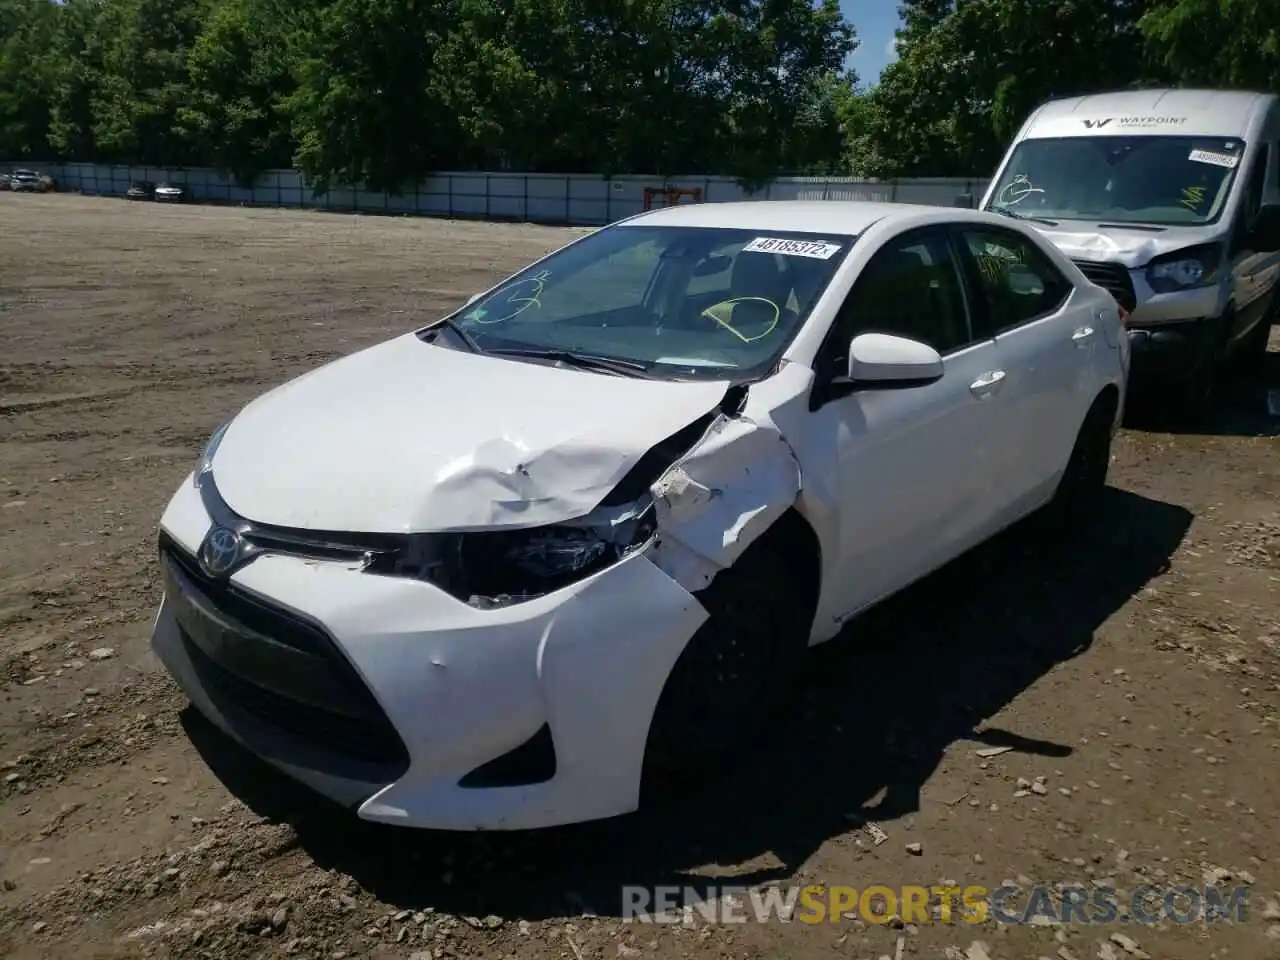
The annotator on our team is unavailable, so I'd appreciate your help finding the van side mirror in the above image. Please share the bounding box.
[1249,205,1280,251]
[954,193,975,209]
[844,333,944,387]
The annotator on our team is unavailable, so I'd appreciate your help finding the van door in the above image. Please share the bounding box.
[1228,143,1280,346]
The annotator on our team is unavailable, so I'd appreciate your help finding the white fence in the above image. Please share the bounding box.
[5,162,991,226]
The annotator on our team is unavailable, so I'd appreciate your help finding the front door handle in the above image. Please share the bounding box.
[969,370,1006,398]
[1071,325,1096,346]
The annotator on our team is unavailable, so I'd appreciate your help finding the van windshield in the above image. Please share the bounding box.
[987,136,1246,226]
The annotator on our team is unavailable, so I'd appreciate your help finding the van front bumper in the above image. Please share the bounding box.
[150,473,708,830]
[1125,319,1213,382]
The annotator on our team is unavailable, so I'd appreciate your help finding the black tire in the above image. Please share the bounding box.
[641,529,814,800]
[1043,394,1115,534]
[1236,313,1273,379]
[1171,333,1219,425]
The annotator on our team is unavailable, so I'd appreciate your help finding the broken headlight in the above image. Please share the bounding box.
[365,495,659,607]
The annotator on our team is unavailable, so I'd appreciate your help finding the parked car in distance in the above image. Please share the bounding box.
[151,200,1130,831]
[0,173,10,190]
[126,181,156,200]
[979,88,1280,421]
[154,182,190,203]
[9,169,52,193]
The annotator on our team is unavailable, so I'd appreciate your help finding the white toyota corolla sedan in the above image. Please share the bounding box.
[151,201,1130,830]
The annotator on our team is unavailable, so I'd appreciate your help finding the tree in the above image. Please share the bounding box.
[46,0,102,160]
[851,0,1161,178]
[1141,0,1280,92]
[178,0,298,184]
[282,0,467,192]
[5,0,1278,188]
[0,0,59,160]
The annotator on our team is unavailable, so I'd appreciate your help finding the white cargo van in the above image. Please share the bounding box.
[977,89,1280,419]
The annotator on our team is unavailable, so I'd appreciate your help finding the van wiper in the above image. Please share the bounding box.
[486,347,654,377]
[992,206,1059,226]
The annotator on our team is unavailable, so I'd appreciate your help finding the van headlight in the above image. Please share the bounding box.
[1146,244,1222,293]
[365,495,659,606]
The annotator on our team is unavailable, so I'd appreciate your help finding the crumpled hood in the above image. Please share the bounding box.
[1028,221,1216,269]
[211,333,730,532]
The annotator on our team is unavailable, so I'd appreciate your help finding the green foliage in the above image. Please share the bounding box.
[179,0,298,185]
[0,0,59,159]
[1140,0,1280,91]
[0,0,1276,186]
[849,0,1167,179]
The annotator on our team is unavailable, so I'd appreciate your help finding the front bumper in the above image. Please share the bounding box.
[1125,318,1214,382]
[151,475,708,830]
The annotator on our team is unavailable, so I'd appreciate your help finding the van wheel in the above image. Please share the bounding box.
[1044,393,1114,534]
[641,531,813,801]
[1170,329,1222,425]
[1237,314,1273,378]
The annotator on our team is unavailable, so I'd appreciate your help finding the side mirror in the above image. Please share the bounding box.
[954,193,975,209]
[1249,205,1280,251]
[844,333,944,386]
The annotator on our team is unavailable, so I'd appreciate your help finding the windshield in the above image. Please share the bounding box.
[987,136,1246,225]
[440,224,855,380]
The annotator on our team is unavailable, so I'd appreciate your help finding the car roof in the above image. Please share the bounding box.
[619,200,1024,235]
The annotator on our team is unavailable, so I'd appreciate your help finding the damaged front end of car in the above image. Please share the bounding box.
[360,493,662,608]
[356,380,805,610]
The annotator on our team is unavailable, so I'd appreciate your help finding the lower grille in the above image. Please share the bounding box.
[1072,259,1137,312]
[160,535,409,771]
[179,627,406,766]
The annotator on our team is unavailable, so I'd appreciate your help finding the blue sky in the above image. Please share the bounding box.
[844,0,901,86]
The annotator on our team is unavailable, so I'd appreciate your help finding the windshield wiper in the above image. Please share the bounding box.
[486,347,653,377]
[992,206,1059,226]
[435,316,483,353]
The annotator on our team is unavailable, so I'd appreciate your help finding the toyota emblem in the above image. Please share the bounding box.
[199,526,243,577]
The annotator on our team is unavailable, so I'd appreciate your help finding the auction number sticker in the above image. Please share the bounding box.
[1188,148,1240,169]
[743,237,843,259]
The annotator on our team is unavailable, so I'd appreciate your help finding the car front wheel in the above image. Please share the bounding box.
[642,524,815,802]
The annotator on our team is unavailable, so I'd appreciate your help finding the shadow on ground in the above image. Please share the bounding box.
[184,486,1193,922]
[1123,343,1279,438]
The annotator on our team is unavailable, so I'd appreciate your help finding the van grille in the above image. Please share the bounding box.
[1072,259,1136,313]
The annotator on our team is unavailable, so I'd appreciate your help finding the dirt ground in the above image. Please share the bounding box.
[1,193,1278,960]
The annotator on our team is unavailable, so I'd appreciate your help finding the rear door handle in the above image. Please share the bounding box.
[1071,325,1096,346]
[969,370,1006,398]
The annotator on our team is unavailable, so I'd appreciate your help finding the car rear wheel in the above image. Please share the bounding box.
[1043,392,1115,534]
[641,527,814,803]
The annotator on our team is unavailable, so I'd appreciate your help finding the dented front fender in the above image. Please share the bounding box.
[648,413,803,593]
